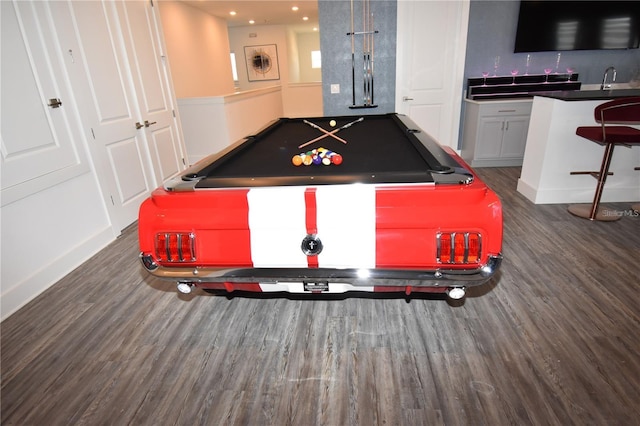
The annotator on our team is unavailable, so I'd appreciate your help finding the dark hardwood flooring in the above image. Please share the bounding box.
[2,167,639,425]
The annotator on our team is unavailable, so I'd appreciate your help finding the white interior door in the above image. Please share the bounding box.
[53,0,155,233]
[117,0,185,185]
[396,0,470,149]
[51,0,185,233]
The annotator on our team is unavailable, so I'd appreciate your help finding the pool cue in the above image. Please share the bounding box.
[298,117,364,149]
[364,0,374,105]
[302,120,349,144]
[370,12,375,105]
[350,0,355,106]
[363,0,369,105]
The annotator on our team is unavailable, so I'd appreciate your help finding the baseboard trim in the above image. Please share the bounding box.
[1,227,115,322]
[517,179,640,204]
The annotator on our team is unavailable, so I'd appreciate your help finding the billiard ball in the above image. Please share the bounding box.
[292,155,303,166]
[331,154,343,165]
[329,119,337,127]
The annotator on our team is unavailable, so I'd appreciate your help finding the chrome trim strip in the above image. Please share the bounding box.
[165,233,171,262]
[189,233,196,262]
[450,232,457,262]
[177,233,183,261]
[139,253,502,288]
[463,233,469,263]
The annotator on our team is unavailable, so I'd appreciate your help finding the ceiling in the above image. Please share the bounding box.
[181,0,319,28]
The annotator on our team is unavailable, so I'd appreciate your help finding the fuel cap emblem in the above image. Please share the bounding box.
[301,234,323,256]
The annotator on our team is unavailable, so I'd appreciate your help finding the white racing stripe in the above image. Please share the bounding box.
[248,184,377,269]
[316,184,377,268]
[247,186,308,267]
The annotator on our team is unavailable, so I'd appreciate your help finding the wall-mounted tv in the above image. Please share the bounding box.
[514,1,640,52]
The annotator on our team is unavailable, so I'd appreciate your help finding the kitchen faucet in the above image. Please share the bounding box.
[601,66,616,90]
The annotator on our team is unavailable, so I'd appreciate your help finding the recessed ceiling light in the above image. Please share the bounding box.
[292,6,299,12]
[229,11,236,16]
[249,19,255,24]
[302,16,309,21]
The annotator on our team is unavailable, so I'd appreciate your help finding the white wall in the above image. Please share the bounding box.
[1,0,115,320]
[158,0,236,97]
[296,31,321,83]
[282,83,323,117]
[1,174,114,320]
[178,86,285,164]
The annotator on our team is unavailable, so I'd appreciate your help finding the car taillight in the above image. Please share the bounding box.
[436,232,481,264]
[155,232,196,262]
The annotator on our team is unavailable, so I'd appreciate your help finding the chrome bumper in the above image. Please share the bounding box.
[140,253,502,288]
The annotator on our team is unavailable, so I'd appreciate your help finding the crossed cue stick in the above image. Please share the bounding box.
[298,117,364,149]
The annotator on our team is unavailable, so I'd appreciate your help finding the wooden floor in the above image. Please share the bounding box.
[2,168,639,425]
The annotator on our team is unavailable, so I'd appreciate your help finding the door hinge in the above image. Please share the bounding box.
[182,158,186,165]
[150,0,154,7]
[110,195,115,205]
[91,128,95,139]
[172,109,176,118]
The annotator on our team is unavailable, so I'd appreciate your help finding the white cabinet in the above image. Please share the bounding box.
[461,99,532,167]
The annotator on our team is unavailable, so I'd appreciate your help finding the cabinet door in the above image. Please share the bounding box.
[476,117,505,159]
[500,116,530,158]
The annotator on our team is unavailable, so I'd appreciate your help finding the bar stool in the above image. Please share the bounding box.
[634,167,640,214]
[569,97,640,221]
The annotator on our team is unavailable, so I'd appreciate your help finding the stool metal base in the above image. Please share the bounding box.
[568,204,621,221]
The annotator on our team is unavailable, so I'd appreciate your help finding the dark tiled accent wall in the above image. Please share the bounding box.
[319,0,397,116]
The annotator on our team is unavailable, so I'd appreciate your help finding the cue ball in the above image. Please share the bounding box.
[329,119,337,127]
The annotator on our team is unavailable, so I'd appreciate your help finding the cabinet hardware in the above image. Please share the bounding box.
[402,96,414,101]
[498,109,516,113]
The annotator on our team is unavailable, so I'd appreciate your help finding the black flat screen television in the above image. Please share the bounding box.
[514,1,640,52]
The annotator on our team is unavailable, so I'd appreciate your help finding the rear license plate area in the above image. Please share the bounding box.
[303,281,329,292]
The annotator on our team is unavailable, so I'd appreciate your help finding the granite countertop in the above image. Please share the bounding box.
[535,88,640,101]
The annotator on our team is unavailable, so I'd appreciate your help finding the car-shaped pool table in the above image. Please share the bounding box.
[139,113,502,300]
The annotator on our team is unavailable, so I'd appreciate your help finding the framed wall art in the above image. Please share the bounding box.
[244,44,280,81]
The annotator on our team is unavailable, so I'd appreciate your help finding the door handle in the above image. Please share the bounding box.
[144,120,157,127]
[402,96,414,101]
[47,98,62,108]
[135,122,144,129]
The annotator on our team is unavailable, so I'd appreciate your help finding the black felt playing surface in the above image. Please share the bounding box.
[195,114,452,187]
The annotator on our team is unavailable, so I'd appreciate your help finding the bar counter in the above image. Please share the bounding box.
[517,91,640,205]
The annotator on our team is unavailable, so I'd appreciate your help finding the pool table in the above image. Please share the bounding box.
[139,113,502,300]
